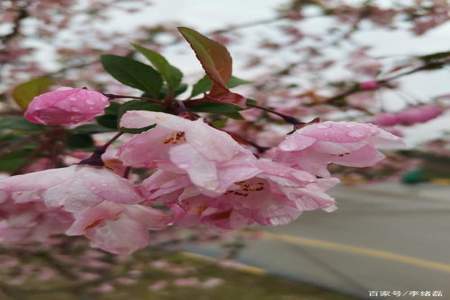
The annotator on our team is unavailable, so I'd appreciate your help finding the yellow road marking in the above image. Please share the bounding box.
[431,178,450,185]
[181,251,266,275]
[263,232,450,274]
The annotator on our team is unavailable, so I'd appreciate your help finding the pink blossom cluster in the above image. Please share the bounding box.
[0,165,170,254]
[374,104,444,127]
[0,89,403,254]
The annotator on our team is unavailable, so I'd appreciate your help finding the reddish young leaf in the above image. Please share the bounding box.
[178,27,232,96]
[206,91,246,107]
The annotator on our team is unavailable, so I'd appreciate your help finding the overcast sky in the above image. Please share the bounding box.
[32,0,450,145]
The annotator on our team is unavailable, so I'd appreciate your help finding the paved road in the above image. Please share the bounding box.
[185,183,450,299]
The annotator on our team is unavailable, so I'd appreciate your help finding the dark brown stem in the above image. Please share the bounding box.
[174,100,200,119]
[79,132,123,167]
[246,102,302,125]
[123,167,131,178]
[102,131,123,149]
[224,131,269,153]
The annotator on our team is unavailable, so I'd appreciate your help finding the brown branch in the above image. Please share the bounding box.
[212,16,286,34]
[246,102,302,125]
[223,130,269,153]
[324,56,450,105]
[0,1,29,46]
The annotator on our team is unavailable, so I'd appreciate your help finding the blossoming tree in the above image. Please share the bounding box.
[0,2,449,295]
[0,25,406,254]
[0,0,450,297]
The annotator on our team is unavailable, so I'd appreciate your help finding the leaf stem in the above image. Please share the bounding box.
[103,93,161,104]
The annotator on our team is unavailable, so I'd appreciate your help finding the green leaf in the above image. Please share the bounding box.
[94,102,121,129]
[0,134,22,143]
[175,83,188,96]
[132,44,183,94]
[105,102,121,114]
[190,77,212,98]
[96,114,118,129]
[418,51,450,64]
[0,116,44,133]
[178,27,232,95]
[191,76,251,98]
[11,76,53,109]
[0,148,35,172]
[245,98,258,106]
[119,124,156,134]
[157,83,188,98]
[71,124,114,134]
[67,133,95,149]
[223,112,244,120]
[187,101,242,114]
[210,118,228,128]
[118,100,164,119]
[100,55,163,97]
[228,76,251,87]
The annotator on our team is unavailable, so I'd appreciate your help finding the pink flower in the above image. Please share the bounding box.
[269,121,404,177]
[66,201,171,255]
[0,166,171,253]
[22,158,55,173]
[141,159,338,229]
[96,283,115,294]
[347,91,376,109]
[140,170,192,202]
[174,277,201,287]
[201,278,224,289]
[347,50,382,78]
[148,280,168,291]
[24,87,109,125]
[0,199,73,243]
[119,111,260,195]
[101,147,127,176]
[0,165,142,213]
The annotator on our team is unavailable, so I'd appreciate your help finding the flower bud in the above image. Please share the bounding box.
[359,80,379,91]
[25,87,109,125]
[373,112,400,126]
[397,104,443,125]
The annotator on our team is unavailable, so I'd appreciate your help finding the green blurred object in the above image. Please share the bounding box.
[402,169,429,184]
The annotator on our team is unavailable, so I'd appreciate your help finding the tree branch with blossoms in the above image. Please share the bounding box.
[0,27,406,256]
